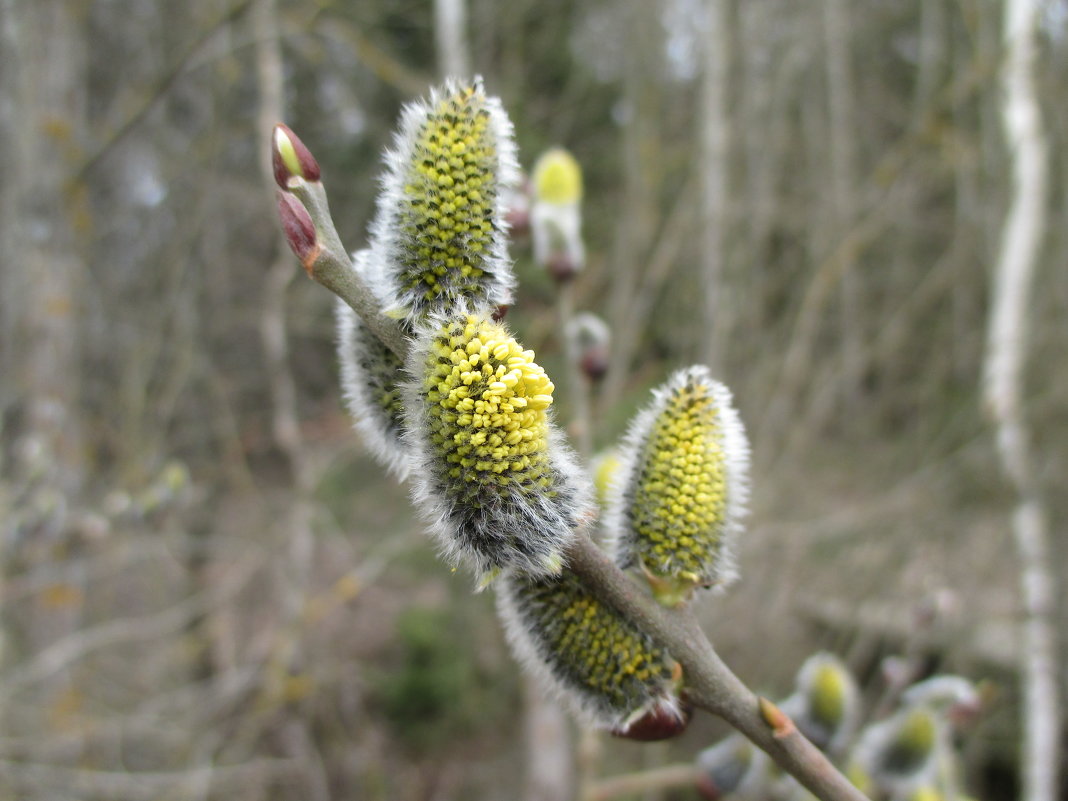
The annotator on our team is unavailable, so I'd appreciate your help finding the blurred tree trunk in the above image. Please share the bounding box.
[983,1,1060,800]
[254,3,330,798]
[603,0,662,404]
[0,0,90,684]
[821,0,861,411]
[699,0,734,374]
[434,0,469,79]
[0,0,87,494]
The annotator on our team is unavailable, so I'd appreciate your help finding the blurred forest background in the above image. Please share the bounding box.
[1,0,1066,799]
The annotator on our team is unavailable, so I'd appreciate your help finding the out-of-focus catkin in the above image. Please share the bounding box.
[530,147,585,281]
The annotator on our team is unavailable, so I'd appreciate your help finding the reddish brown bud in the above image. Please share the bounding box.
[580,344,610,382]
[611,700,692,741]
[503,176,531,237]
[276,191,319,273]
[491,304,510,322]
[695,775,723,800]
[505,204,530,237]
[546,251,579,283]
[272,123,321,188]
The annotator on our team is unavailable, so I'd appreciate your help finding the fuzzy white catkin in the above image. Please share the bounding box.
[367,77,519,326]
[781,652,860,755]
[496,569,684,733]
[606,365,750,600]
[402,308,593,585]
[530,148,585,273]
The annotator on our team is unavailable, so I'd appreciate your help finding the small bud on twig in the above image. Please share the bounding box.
[276,190,320,273]
[760,697,796,738]
[613,699,694,741]
[272,123,321,188]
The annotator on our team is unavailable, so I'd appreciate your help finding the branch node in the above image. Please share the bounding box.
[759,697,796,739]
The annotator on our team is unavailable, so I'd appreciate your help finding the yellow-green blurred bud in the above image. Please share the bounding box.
[405,310,592,583]
[854,700,942,795]
[591,449,621,509]
[782,652,859,756]
[498,569,684,735]
[532,148,583,205]
[530,147,585,278]
[887,708,937,771]
[607,366,749,605]
[907,787,945,801]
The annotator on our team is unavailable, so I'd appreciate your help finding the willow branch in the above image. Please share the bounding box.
[277,175,408,360]
[566,538,868,801]
[273,155,870,801]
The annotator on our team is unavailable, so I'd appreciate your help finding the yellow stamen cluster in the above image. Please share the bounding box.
[409,311,586,580]
[399,84,498,312]
[628,376,728,584]
[424,314,554,490]
[503,571,676,722]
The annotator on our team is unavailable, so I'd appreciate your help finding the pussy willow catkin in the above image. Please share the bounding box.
[497,569,685,735]
[404,309,591,585]
[368,78,518,325]
[608,365,749,603]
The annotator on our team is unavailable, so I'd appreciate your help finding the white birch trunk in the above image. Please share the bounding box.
[983,1,1060,800]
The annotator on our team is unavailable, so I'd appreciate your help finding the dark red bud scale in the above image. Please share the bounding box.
[611,701,693,741]
[272,123,321,188]
[276,191,319,273]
